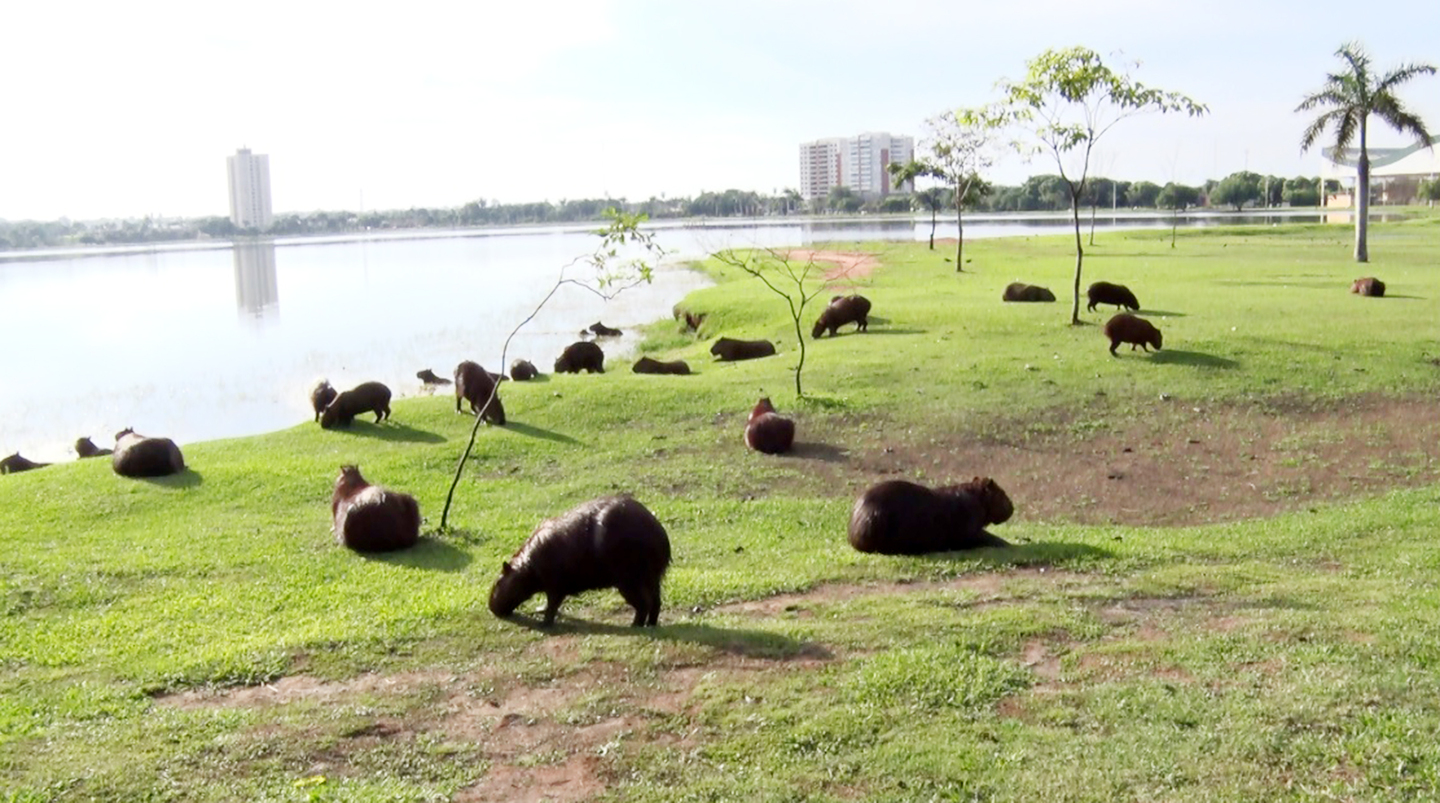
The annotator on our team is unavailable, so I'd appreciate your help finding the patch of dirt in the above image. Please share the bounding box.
[784,248,879,288]
[708,567,1084,617]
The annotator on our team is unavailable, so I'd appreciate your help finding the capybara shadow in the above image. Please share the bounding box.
[1087,281,1141,312]
[782,441,848,463]
[1103,313,1162,357]
[848,477,1014,555]
[331,465,420,553]
[589,321,623,337]
[744,397,795,455]
[710,337,776,361]
[504,421,583,445]
[454,360,506,425]
[554,341,605,374]
[1,453,50,474]
[416,369,453,386]
[360,537,472,571]
[812,294,871,338]
[75,437,112,458]
[320,381,392,429]
[1351,276,1386,297]
[111,428,185,478]
[309,379,338,423]
[508,617,829,657]
[510,359,540,381]
[1149,349,1240,369]
[1002,283,1056,302]
[326,421,446,444]
[633,356,692,375]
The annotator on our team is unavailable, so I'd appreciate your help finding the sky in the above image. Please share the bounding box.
[2,0,1438,221]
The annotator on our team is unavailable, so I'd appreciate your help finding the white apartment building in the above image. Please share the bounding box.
[227,148,273,231]
[798,132,914,201]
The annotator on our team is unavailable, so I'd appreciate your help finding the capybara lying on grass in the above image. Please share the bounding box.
[111,429,185,478]
[331,465,420,553]
[710,337,776,361]
[589,321,623,337]
[848,477,1013,554]
[310,379,338,422]
[454,360,506,425]
[812,294,872,338]
[1351,276,1386,297]
[632,356,692,375]
[416,368,452,386]
[1003,282,1056,302]
[489,495,671,627]
[554,341,605,374]
[1103,313,1163,356]
[1086,281,1141,312]
[1,453,49,474]
[75,437,112,458]
[510,359,539,381]
[744,397,795,455]
[319,381,392,429]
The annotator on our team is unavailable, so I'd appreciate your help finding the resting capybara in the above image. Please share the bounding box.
[1,453,50,474]
[331,465,421,553]
[510,359,539,381]
[812,294,872,338]
[710,337,777,361]
[319,381,392,429]
[310,379,338,423]
[488,495,671,627]
[1003,282,1057,302]
[554,341,605,374]
[744,397,795,455]
[589,321,623,337]
[75,437,112,458]
[416,368,452,386]
[632,356,692,375]
[1086,281,1141,312]
[111,429,185,478]
[1103,313,1163,356]
[1351,276,1386,297]
[454,360,506,425]
[848,477,1014,555]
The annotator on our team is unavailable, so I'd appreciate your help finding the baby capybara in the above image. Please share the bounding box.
[510,359,539,381]
[319,381,392,429]
[416,368,452,386]
[589,321,623,337]
[310,379,338,422]
[1,453,50,474]
[554,341,605,374]
[454,360,506,425]
[812,294,872,338]
[1351,276,1386,297]
[1086,281,1141,312]
[1103,313,1163,357]
[710,337,776,361]
[75,437,112,458]
[489,495,671,627]
[1003,282,1057,302]
[331,465,421,553]
[632,356,692,375]
[848,477,1014,555]
[111,429,185,478]
[744,397,795,455]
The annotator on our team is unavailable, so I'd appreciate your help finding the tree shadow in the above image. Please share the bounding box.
[782,441,849,463]
[1148,349,1240,369]
[328,421,447,443]
[504,421,583,446]
[1135,309,1187,318]
[138,468,204,488]
[360,536,472,572]
[506,615,831,660]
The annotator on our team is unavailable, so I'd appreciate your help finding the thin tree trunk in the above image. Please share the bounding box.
[929,208,937,250]
[1089,201,1097,246]
[1355,137,1370,263]
[1070,196,1084,325]
[792,308,807,397]
[955,206,964,271]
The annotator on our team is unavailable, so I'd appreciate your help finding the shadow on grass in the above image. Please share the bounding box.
[921,541,1117,566]
[510,374,553,383]
[782,441,848,463]
[1136,309,1187,318]
[1382,294,1426,300]
[861,327,927,336]
[1148,349,1240,369]
[505,421,582,446]
[329,421,447,444]
[138,468,204,488]
[508,616,830,660]
[363,537,473,572]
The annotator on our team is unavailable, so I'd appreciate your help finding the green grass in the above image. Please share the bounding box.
[3,217,1440,800]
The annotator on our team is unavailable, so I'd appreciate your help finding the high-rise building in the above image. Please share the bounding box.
[799,138,846,201]
[798,132,914,201]
[227,148,273,231]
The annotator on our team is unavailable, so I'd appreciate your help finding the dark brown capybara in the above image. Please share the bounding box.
[331,465,421,553]
[488,495,671,627]
[744,397,795,455]
[589,321,623,337]
[319,381,392,429]
[554,341,605,374]
[454,360,506,425]
[673,304,706,333]
[1086,281,1141,312]
[1351,276,1386,297]
[1103,313,1163,357]
[310,379,338,423]
[111,429,185,478]
[812,294,872,338]
[848,477,1014,555]
[632,356,692,375]
[510,359,539,381]
[75,437,112,458]
[416,368,452,386]
[1,453,50,474]
[1002,282,1057,302]
[710,337,777,361]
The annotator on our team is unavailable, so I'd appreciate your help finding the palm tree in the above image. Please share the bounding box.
[1297,42,1435,262]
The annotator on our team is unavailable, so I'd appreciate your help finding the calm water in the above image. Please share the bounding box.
[0,212,1376,461]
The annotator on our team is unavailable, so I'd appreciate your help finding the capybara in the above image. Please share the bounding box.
[632,356,692,375]
[1103,313,1163,356]
[1086,281,1140,312]
[673,305,706,333]
[812,294,872,338]
[454,360,506,425]
[319,381,392,429]
[510,359,539,381]
[488,495,671,627]
[848,477,1014,555]
[416,368,452,386]
[744,397,795,455]
[554,341,605,374]
[0,453,49,474]
[111,429,185,478]
[310,379,338,422]
[1003,282,1057,302]
[331,465,421,553]
[710,337,776,361]
[1351,276,1386,297]
[589,321,623,337]
[75,437,112,458]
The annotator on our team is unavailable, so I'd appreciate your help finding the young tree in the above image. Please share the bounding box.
[999,46,1206,323]
[1157,182,1201,247]
[1418,177,1440,205]
[923,108,1002,271]
[1209,171,1264,211]
[710,248,836,398]
[1297,42,1435,262]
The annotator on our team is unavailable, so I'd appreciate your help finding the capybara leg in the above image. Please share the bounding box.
[1109,340,1120,356]
[542,593,564,627]
[455,396,462,413]
[858,318,868,332]
[646,583,662,627]
[618,584,649,627]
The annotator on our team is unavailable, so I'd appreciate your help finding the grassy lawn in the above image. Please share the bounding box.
[3,217,1439,801]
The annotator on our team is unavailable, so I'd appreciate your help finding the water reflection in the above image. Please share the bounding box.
[233,241,279,320]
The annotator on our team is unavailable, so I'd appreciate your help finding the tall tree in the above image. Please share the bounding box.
[999,47,1206,323]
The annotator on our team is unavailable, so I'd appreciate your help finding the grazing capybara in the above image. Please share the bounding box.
[632,356,692,375]
[510,359,539,381]
[812,294,872,338]
[1086,281,1141,312]
[848,477,1014,555]
[319,381,392,429]
[75,437,112,458]
[416,368,452,386]
[1351,276,1386,297]
[673,305,706,333]
[1002,282,1057,302]
[744,397,795,455]
[111,429,185,478]
[331,465,421,553]
[1103,313,1163,357]
[554,341,605,374]
[1,453,49,474]
[589,321,623,337]
[310,379,338,423]
[488,495,671,627]
[710,337,777,361]
[454,360,506,425]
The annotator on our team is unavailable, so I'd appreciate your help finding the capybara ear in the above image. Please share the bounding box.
[972,476,982,485]
[500,561,513,575]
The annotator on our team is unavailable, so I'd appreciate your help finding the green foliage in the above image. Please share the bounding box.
[1128,180,1162,207]
[1210,171,1264,211]
[1418,177,1440,203]
[1158,182,1201,210]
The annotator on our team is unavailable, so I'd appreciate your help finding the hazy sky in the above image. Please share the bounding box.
[3,0,1437,221]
